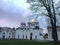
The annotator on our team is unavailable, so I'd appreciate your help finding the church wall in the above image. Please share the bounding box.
[0,31,12,39]
[48,27,60,41]
[57,30,60,41]
[15,29,44,40]
[48,30,53,41]
[15,30,20,39]
[15,30,30,40]
[33,30,39,39]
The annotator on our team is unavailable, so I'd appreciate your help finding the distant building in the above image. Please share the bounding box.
[0,22,44,40]
[0,22,60,41]
[15,22,44,40]
[0,27,15,39]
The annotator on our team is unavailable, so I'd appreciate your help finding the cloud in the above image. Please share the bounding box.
[0,0,29,27]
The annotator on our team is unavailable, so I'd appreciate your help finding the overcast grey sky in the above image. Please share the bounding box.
[0,0,59,28]
[0,0,30,28]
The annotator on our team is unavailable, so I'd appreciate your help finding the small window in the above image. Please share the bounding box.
[18,35,20,39]
[30,33,32,36]
[26,35,27,39]
[35,26,39,30]
[23,35,24,39]
[3,32,5,34]
[40,33,42,36]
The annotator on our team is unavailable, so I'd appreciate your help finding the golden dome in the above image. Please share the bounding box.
[31,19,36,23]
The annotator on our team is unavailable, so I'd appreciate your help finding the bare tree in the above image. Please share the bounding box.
[39,0,58,45]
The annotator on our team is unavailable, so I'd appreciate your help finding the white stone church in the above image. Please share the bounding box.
[0,22,44,40]
[0,21,60,41]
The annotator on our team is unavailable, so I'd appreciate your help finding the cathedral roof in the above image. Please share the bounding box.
[31,19,36,23]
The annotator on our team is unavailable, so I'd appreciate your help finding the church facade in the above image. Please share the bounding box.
[0,22,60,41]
[0,22,44,40]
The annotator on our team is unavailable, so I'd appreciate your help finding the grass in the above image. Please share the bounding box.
[0,39,60,45]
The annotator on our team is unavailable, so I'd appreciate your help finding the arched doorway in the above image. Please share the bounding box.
[30,33,33,40]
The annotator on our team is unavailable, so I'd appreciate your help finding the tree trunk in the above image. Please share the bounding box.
[53,27,58,45]
[51,22,58,45]
[52,20,58,45]
[48,10,58,45]
[51,0,58,44]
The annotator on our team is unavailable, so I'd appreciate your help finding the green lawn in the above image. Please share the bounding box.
[0,40,60,45]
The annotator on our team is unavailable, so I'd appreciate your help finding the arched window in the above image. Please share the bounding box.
[35,35,37,39]
[40,33,42,36]
[35,26,39,30]
[30,33,32,36]
[3,32,5,34]
[2,32,5,39]
[18,35,20,39]
[23,35,24,39]
[26,35,27,39]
